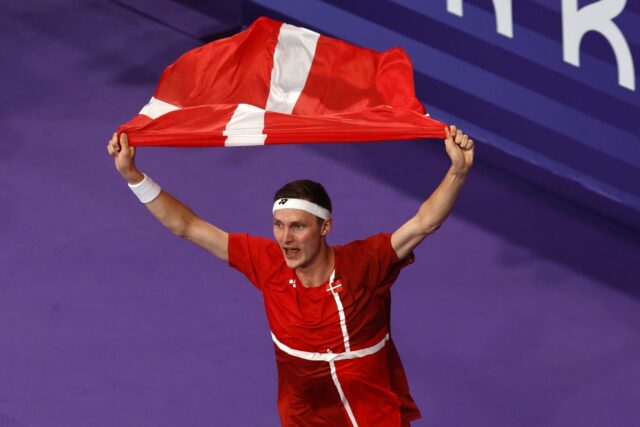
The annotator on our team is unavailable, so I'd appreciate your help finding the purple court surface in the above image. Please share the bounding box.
[1,2,639,426]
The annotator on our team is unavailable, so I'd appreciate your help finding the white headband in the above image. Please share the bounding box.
[273,198,331,220]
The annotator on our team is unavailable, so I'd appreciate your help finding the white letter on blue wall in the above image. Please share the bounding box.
[447,0,513,38]
[562,0,635,91]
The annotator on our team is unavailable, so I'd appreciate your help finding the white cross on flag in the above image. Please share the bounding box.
[118,16,446,147]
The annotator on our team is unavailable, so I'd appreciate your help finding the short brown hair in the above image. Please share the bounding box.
[273,179,332,213]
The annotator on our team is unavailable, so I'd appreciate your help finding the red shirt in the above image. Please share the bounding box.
[229,232,420,426]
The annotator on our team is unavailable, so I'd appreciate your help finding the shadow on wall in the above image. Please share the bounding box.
[303,140,640,300]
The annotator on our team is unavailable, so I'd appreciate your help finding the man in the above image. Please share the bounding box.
[107,125,474,426]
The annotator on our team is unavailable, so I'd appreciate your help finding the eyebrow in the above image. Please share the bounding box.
[273,219,306,227]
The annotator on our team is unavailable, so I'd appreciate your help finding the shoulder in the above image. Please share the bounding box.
[334,233,397,274]
[337,233,394,256]
[227,233,285,291]
[228,233,282,263]
[337,232,413,271]
[229,232,276,247]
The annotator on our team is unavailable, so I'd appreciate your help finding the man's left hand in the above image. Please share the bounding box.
[444,125,474,175]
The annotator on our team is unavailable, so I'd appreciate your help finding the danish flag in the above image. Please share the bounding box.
[118,16,446,147]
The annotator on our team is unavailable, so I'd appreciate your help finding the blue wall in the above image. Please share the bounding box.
[243,0,640,229]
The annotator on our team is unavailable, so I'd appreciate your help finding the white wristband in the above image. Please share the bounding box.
[128,173,161,204]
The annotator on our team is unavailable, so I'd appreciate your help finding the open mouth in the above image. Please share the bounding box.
[283,247,300,257]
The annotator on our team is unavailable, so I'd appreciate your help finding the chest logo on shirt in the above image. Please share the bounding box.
[289,278,297,288]
[326,279,343,294]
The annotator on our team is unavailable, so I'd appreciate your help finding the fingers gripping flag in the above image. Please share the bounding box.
[118,17,447,147]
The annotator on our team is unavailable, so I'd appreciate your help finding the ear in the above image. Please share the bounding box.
[321,218,332,236]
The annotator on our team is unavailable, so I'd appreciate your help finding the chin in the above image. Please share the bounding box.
[284,255,308,270]
[285,259,300,269]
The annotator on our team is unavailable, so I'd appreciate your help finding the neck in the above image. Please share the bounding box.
[296,243,334,288]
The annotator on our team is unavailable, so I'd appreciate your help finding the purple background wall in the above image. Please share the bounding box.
[1,1,639,427]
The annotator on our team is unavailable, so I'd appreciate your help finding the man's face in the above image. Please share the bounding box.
[273,208,330,270]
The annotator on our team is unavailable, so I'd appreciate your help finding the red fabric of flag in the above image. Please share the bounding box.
[118,16,446,147]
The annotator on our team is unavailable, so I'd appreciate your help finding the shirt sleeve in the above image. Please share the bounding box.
[371,232,415,291]
[227,233,279,291]
[342,233,415,293]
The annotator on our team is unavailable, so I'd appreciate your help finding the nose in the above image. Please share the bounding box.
[282,227,294,243]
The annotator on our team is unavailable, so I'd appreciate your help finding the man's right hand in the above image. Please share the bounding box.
[107,132,144,184]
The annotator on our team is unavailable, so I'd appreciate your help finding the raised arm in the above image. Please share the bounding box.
[391,125,474,260]
[107,133,229,261]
